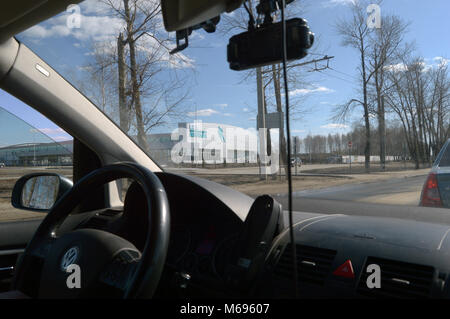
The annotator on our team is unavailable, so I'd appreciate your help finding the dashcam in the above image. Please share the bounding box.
[227,18,314,71]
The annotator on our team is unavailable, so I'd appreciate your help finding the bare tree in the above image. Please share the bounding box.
[384,55,450,168]
[334,0,375,172]
[367,14,409,169]
[93,0,193,152]
[425,59,450,158]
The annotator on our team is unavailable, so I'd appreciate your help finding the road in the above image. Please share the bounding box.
[276,174,427,206]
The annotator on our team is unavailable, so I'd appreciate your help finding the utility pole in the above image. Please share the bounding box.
[348,141,352,174]
[294,136,298,176]
[308,129,312,165]
[256,67,268,181]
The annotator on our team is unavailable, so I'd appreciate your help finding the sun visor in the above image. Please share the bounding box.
[162,0,243,31]
[0,0,83,43]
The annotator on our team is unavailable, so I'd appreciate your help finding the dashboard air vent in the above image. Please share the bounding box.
[357,257,435,298]
[273,244,337,286]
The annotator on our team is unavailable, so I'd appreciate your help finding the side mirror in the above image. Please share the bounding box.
[11,173,73,212]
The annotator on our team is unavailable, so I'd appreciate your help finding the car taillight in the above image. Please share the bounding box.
[420,173,443,207]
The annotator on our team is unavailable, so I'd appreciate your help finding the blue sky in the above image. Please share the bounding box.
[1,0,449,144]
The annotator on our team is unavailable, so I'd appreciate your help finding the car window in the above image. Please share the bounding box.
[437,142,450,167]
[0,90,73,222]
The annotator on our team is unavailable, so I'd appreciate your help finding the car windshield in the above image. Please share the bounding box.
[11,0,450,210]
[437,142,450,167]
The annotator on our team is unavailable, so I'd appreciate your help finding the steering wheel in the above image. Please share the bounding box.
[12,162,170,299]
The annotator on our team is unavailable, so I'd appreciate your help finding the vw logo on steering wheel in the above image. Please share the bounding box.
[60,246,80,272]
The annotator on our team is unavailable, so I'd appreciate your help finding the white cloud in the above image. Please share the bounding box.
[36,128,66,135]
[214,103,228,108]
[224,11,236,18]
[80,0,122,15]
[292,129,306,133]
[52,136,72,142]
[320,123,349,129]
[223,113,233,117]
[385,57,449,73]
[290,86,334,96]
[24,24,71,38]
[243,107,249,112]
[384,63,408,72]
[187,109,219,117]
[32,128,71,141]
[136,34,195,69]
[190,31,205,41]
[323,0,357,7]
[167,51,195,69]
[433,56,450,67]
[22,14,124,42]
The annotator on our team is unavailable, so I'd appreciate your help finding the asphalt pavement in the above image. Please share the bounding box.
[276,174,427,207]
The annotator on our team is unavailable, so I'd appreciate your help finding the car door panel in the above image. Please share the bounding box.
[0,219,42,292]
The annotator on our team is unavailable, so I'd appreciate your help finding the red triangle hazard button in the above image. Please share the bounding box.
[333,260,355,278]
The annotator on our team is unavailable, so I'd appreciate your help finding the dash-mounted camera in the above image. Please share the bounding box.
[227,17,314,71]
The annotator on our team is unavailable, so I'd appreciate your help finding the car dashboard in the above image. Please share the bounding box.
[260,213,450,298]
[74,172,450,299]
[77,172,249,297]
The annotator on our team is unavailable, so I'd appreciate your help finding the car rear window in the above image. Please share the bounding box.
[438,143,450,167]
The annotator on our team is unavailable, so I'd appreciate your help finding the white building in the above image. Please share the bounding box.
[148,121,258,165]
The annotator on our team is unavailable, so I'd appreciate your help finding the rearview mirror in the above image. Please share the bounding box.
[161,0,243,31]
[11,173,73,212]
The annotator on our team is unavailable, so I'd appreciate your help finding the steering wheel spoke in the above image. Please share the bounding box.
[98,249,141,292]
[28,237,57,259]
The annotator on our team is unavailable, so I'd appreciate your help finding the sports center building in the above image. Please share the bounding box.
[148,122,258,165]
[0,140,73,166]
[0,122,258,167]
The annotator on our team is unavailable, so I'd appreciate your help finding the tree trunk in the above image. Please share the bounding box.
[378,95,386,169]
[117,32,129,133]
[363,84,371,172]
[124,0,150,152]
[360,40,371,172]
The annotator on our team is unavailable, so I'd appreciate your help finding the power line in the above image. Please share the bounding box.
[316,69,355,85]
[327,67,359,82]
[260,55,335,74]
